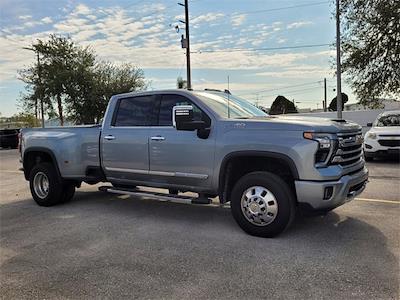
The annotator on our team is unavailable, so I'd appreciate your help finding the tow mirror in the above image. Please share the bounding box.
[367,122,373,127]
[173,105,206,131]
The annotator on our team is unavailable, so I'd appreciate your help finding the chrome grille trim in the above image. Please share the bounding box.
[336,130,362,137]
[331,152,363,163]
[331,130,364,168]
[336,147,362,156]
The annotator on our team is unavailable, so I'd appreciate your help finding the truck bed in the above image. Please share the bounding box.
[21,125,102,179]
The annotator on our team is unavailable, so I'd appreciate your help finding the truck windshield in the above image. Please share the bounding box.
[374,114,400,127]
[194,91,268,119]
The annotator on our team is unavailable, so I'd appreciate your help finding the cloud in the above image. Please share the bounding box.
[0,3,331,85]
[277,38,287,44]
[41,17,53,24]
[287,21,313,29]
[72,4,91,16]
[231,14,246,26]
[18,15,31,20]
[192,13,224,25]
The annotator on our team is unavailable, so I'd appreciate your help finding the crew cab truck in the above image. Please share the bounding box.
[20,89,368,237]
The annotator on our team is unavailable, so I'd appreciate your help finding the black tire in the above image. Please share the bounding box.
[230,171,296,238]
[365,155,373,162]
[61,184,75,203]
[29,162,64,207]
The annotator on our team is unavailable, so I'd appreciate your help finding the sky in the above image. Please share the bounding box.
[0,0,354,117]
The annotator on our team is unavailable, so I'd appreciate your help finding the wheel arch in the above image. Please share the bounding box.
[218,151,299,203]
[23,147,61,180]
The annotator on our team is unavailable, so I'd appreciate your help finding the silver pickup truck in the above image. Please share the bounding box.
[20,89,368,237]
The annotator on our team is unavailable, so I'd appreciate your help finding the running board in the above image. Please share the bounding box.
[98,186,211,205]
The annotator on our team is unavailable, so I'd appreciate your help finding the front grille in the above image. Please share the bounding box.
[378,140,400,147]
[330,130,363,167]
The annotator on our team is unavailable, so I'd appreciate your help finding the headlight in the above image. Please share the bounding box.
[304,132,336,166]
[304,132,332,149]
[366,132,377,139]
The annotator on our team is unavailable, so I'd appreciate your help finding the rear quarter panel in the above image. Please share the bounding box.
[22,126,101,179]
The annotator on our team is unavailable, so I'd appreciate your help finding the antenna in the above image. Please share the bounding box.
[227,75,230,118]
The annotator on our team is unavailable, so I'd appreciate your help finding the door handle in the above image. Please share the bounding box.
[151,136,165,141]
[104,135,115,140]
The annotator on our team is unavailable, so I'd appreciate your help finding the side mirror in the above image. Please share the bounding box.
[173,105,206,131]
[367,122,373,127]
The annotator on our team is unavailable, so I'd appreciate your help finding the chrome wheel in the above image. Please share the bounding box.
[33,172,49,199]
[241,186,278,226]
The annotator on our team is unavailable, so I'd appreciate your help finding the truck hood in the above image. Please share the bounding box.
[223,115,361,133]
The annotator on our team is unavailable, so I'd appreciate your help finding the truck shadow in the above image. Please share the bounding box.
[1,191,398,298]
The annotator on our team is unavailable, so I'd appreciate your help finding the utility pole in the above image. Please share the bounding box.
[181,0,191,90]
[24,46,45,127]
[324,77,327,112]
[336,0,342,119]
[37,52,45,128]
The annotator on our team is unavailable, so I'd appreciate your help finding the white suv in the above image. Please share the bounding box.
[364,111,400,161]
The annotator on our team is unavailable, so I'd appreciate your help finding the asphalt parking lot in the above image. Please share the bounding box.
[0,149,399,299]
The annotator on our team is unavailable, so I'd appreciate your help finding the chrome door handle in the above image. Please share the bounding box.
[151,136,165,141]
[104,135,115,140]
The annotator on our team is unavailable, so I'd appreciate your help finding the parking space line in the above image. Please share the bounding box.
[0,170,23,174]
[355,197,399,204]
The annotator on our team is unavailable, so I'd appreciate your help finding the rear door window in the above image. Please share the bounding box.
[113,95,157,126]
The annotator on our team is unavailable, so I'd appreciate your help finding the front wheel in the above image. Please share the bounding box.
[230,171,296,238]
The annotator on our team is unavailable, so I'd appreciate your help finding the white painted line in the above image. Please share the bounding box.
[355,197,399,204]
[0,170,23,174]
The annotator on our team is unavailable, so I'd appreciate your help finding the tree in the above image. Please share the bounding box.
[269,95,298,115]
[328,92,349,111]
[19,35,147,125]
[0,113,40,128]
[19,35,95,125]
[177,76,187,89]
[340,0,400,106]
[67,62,147,124]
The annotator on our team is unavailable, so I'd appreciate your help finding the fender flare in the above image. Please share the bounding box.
[218,151,299,201]
[23,147,61,180]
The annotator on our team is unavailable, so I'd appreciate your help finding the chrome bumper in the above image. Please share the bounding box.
[295,167,369,210]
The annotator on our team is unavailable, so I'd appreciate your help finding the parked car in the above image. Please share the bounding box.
[364,110,400,161]
[19,89,368,237]
[0,128,19,149]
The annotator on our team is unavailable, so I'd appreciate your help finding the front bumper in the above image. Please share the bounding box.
[295,167,369,210]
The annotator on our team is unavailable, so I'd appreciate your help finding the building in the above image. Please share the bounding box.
[345,99,400,111]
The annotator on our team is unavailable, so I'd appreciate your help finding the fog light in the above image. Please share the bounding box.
[324,186,333,200]
[365,144,372,149]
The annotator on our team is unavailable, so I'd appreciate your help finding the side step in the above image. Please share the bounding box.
[99,186,211,205]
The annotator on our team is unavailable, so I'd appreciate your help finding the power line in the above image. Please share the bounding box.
[230,1,330,16]
[191,43,331,53]
[238,80,324,96]
[191,1,330,22]
[259,86,323,98]
[278,86,323,96]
